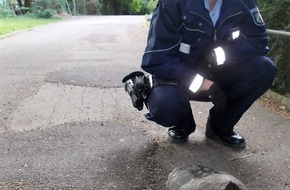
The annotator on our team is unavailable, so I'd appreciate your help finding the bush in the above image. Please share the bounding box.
[34,7,56,18]
[145,0,157,14]
[258,0,290,96]
[269,30,290,96]
[31,0,65,18]
[0,3,15,18]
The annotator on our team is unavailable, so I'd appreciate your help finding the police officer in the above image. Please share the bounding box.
[140,0,277,148]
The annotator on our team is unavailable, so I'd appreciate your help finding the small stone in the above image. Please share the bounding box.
[279,106,286,111]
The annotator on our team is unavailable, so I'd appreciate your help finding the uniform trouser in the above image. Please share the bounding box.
[144,56,277,136]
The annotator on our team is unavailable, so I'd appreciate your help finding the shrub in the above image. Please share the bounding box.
[0,3,15,18]
[34,6,56,18]
[258,0,290,96]
[145,0,157,14]
[31,0,65,18]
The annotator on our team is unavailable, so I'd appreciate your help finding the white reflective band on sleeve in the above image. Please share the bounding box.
[214,47,225,65]
[189,74,204,93]
[148,74,153,87]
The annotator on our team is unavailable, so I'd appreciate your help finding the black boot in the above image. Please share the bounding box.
[168,126,189,143]
[205,117,246,148]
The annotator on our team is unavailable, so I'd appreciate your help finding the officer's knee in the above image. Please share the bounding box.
[146,86,190,127]
[260,56,277,84]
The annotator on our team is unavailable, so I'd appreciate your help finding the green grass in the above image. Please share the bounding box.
[0,16,61,36]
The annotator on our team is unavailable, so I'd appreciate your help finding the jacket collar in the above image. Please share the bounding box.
[185,0,247,25]
[185,0,211,22]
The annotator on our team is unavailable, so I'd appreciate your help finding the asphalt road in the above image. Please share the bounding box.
[0,16,289,190]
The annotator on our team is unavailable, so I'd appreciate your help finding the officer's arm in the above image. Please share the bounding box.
[240,6,269,54]
[223,2,269,64]
[141,0,197,88]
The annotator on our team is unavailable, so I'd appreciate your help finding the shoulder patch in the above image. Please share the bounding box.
[250,8,265,26]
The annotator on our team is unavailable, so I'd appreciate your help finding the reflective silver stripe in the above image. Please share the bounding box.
[213,47,225,65]
[148,74,153,87]
[232,30,240,40]
[189,74,204,93]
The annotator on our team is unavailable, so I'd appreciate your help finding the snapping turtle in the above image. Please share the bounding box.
[166,165,248,190]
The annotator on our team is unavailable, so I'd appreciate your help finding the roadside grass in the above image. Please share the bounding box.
[0,16,61,37]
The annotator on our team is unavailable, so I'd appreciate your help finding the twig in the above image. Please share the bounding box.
[230,153,253,161]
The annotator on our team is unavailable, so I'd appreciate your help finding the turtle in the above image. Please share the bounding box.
[166,165,248,190]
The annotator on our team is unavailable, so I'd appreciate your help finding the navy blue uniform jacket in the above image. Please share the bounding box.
[141,0,269,88]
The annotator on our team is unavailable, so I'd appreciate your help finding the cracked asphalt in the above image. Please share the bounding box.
[0,16,289,190]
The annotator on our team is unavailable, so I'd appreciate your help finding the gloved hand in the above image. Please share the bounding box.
[197,49,218,78]
[207,83,227,113]
[203,47,226,67]
[203,50,217,67]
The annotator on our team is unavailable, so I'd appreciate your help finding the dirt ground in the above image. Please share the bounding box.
[258,93,290,120]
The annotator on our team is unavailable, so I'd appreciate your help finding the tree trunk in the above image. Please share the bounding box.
[66,0,72,15]
[16,0,24,14]
[17,0,23,7]
[72,0,77,15]
[24,0,31,9]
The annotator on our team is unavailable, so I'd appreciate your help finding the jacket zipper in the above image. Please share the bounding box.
[213,29,217,41]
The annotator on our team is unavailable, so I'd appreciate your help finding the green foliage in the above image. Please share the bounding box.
[139,0,148,14]
[0,16,60,36]
[128,0,142,14]
[258,0,290,96]
[100,0,155,15]
[145,0,157,14]
[0,2,15,17]
[269,29,290,96]
[96,2,102,14]
[31,0,66,18]
[33,6,56,18]
[258,0,290,30]
[2,0,156,16]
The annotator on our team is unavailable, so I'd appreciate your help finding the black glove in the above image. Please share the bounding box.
[203,50,217,68]
[195,49,217,79]
[207,83,227,113]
